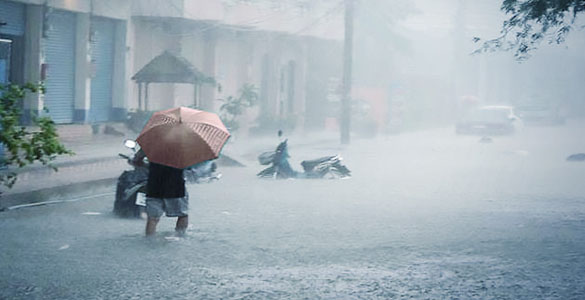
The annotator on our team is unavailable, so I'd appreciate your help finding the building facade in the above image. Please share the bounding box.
[0,0,344,135]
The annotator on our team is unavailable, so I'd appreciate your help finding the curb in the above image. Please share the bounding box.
[0,153,247,211]
[12,156,120,175]
[0,134,338,211]
[0,178,117,211]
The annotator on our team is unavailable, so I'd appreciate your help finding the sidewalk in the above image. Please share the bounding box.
[0,125,132,209]
[0,124,341,210]
[5,118,580,210]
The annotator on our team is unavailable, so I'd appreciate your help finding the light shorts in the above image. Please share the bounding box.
[145,193,189,218]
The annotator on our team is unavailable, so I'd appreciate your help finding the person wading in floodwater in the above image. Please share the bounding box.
[133,150,189,237]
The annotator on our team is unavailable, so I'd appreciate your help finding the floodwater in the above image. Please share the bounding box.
[1,122,585,299]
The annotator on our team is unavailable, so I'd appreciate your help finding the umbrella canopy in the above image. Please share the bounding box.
[136,107,230,169]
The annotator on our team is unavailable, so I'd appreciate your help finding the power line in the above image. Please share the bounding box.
[291,1,344,36]
[218,1,344,42]
[157,0,343,41]
[164,1,293,36]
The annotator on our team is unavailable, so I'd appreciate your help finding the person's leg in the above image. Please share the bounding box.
[166,193,189,236]
[175,215,189,235]
[145,217,160,236]
[145,197,164,237]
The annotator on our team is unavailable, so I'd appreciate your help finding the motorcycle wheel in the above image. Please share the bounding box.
[330,165,351,179]
[257,166,276,178]
[113,172,145,218]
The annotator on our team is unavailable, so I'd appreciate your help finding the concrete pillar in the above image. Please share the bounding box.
[236,35,251,85]
[73,12,91,123]
[200,31,217,111]
[258,35,279,119]
[111,20,128,120]
[266,52,278,117]
[125,17,136,111]
[274,43,284,118]
[23,4,43,124]
[295,40,308,135]
[235,36,254,137]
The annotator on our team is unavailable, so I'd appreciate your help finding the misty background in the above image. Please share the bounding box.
[348,0,585,133]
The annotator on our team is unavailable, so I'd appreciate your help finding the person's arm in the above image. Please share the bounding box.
[132,148,146,166]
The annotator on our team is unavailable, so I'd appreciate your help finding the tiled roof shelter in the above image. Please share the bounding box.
[132,51,215,110]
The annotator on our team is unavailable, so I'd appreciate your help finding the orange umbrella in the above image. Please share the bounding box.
[136,107,230,169]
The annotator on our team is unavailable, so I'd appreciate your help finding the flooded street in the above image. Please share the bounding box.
[1,0,584,298]
[1,123,585,299]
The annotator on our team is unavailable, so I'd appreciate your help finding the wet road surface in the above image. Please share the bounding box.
[1,123,584,299]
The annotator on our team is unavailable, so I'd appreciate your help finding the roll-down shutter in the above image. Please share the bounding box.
[89,17,115,122]
[43,10,76,124]
[0,1,25,36]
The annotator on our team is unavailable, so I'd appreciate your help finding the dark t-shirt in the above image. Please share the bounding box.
[146,162,185,198]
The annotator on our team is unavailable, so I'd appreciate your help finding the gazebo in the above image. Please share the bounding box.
[131,50,215,110]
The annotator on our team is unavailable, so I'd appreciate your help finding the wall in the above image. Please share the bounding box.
[73,12,90,122]
[10,0,129,19]
[93,0,131,20]
[304,38,343,131]
[22,4,43,123]
[110,19,128,120]
[131,0,343,40]
[12,0,131,124]
[132,0,186,19]
[130,18,180,111]
[10,0,341,129]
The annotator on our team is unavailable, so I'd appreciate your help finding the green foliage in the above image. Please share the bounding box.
[0,82,73,192]
[474,0,585,60]
[218,83,259,132]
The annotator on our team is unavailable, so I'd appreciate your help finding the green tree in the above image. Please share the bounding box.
[475,0,585,60]
[218,83,259,132]
[0,82,73,194]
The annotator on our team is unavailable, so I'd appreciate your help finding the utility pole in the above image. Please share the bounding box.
[340,0,354,144]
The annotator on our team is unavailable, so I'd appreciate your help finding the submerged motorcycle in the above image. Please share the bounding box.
[113,139,221,218]
[257,139,351,179]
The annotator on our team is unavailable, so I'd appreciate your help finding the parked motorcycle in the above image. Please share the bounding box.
[184,160,222,183]
[113,140,148,218]
[257,139,351,179]
[113,139,221,218]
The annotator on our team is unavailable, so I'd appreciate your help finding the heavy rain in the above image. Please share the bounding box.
[1,0,584,299]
